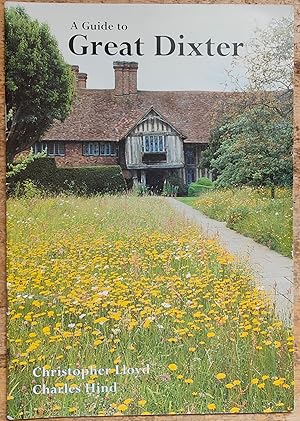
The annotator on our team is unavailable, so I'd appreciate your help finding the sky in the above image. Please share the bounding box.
[6,2,293,91]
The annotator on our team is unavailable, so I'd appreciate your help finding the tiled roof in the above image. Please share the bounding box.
[44,88,245,144]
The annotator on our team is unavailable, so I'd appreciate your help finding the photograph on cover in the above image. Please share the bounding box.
[5,2,294,418]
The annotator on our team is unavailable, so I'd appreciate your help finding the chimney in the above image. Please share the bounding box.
[113,61,138,95]
[78,72,87,89]
[71,65,87,89]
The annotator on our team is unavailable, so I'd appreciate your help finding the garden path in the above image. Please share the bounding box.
[166,197,293,322]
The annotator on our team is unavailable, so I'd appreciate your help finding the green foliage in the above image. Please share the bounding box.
[203,18,293,192]
[166,173,187,196]
[188,177,213,197]
[131,183,149,196]
[5,6,74,162]
[210,106,293,191]
[162,181,179,197]
[7,157,127,196]
[6,149,46,178]
[17,179,44,199]
[200,119,231,177]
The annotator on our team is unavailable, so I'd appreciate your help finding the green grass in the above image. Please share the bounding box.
[7,195,293,418]
[178,187,292,257]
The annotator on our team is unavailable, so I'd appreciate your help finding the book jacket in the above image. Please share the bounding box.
[5,2,294,419]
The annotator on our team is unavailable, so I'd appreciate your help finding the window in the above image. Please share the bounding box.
[142,135,166,153]
[83,142,118,156]
[83,142,99,156]
[186,168,196,184]
[33,142,65,156]
[185,148,196,165]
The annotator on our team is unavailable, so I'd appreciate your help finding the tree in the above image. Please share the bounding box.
[200,116,231,180]
[5,7,74,163]
[203,17,293,196]
[229,17,293,118]
[210,106,292,197]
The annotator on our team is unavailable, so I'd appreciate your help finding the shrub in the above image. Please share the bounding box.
[162,181,179,197]
[132,183,149,196]
[7,157,126,196]
[188,177,213,197]
[167,173,188,196]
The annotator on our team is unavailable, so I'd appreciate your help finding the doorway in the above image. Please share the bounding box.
[145,170,166,194]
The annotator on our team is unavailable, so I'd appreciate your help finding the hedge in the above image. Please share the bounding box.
[188,177,214,197]
[7,157,127,196]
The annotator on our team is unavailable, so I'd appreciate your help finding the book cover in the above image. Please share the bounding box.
[5,2,294,419]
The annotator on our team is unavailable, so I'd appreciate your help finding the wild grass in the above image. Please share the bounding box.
[179,187,292,257]
[7,195,293,418]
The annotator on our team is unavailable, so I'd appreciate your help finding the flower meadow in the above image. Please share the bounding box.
[180,187,292,257]
[7,195,293,418]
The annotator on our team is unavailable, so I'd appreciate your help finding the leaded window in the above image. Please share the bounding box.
[142,135,166,153]
[185,148,196,165]
[83,142,117,156]
[186,168,196,184]
[33,142,65,156]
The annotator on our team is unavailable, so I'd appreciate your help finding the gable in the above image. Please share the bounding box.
[124,108,185,139]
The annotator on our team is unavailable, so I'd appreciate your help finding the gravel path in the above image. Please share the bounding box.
[166,197,293,322]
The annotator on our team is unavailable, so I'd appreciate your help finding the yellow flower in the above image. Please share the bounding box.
[143,319,151,329]
[207,331,215,338]
[7,395,14,401]
[176,374,183,379]
[261,375,269,381]
[184,378,193,384]
[117,404,128,412]
[230,407,240,413]
[263,408,272,413]
[42,326,51,335]
[68,407,77,413]
[54,382,64,388]
[168,363,178,371]
[215,372,226,380]
[258,383,265,389]
[273,378,284,386]
[251,378,259,385]
[225,383,234,389]
[123,398,133,405]
[233,379,241,386]
[138,399,147,407]
[207,403,216,411]
[188,347,196,352]
[94,317,108,324]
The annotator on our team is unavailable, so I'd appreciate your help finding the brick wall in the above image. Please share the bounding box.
[55,142,118,167]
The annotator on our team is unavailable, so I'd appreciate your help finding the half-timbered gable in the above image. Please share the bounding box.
[124,108,184,170]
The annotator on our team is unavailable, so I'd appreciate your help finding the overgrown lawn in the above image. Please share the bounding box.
[179,187,292,257]
[7,195,293,418]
